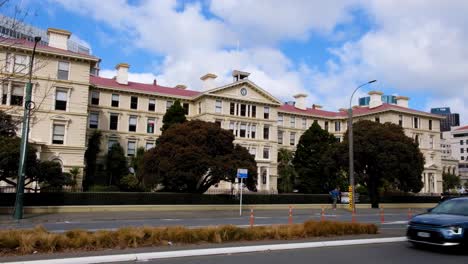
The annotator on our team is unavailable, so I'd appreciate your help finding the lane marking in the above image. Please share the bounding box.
[4,237,407,264]
[382,221,408,225]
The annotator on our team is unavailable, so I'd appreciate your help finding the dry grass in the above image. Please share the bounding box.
[0,221,378,256]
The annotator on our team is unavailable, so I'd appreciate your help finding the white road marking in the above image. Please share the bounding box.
[382,221,408,225]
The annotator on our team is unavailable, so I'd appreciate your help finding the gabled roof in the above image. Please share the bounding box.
[200,79,283,105]
[455,125,468,132]
[0,38,100,61]
[278,103,443,119]
[90,76,201,97]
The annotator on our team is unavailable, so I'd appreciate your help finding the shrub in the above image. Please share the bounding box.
[0,221,378,256]
[87,185,120,192]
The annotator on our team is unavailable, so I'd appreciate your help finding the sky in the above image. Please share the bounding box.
[6,0,467,123]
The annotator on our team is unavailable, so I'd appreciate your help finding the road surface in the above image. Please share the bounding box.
[115,242,468,264]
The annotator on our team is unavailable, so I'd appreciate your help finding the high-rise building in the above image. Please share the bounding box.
[430,107,460,132]
[359,94,397,106]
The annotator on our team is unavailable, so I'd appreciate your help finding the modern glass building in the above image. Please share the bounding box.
[430,107,460,132]
[358,94,397,106]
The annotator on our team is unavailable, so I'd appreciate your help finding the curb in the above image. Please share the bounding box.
[4,237,407,264]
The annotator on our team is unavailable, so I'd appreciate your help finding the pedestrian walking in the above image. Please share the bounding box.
[329,187,340,210]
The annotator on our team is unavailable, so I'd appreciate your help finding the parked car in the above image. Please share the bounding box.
[407,197,468,247]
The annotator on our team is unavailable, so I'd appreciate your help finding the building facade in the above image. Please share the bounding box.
[449,126,468,184]
[0,28,445,194]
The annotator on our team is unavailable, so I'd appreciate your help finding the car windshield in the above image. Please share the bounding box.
[431,199,468,216]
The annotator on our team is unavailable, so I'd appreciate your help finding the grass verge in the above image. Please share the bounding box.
[0,221,378,255]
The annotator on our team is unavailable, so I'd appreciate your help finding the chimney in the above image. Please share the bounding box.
[312,104,322,109]
[339,108,348,112]
[293,94,307,110]
[47,28,71,50]
[368,90,383,108]
[115,63,130,85]
[153,79,157,86]
[232,70,250,82]
[175,84,187,90]
[200,73,217,90]
[396,96,409,108]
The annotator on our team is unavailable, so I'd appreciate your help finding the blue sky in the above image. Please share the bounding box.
[8,0,467,122]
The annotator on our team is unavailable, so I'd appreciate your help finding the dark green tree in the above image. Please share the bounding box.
[443,172,461,192]
[0,136,38,187]
[36,161,73,189]
[0,110,18,137]
[83,130,102,191]
[293,122,339,193]
[106,143,128,187]
[161,100,187,132]
[277,148,297,193]
[142,120,257,193]
[341,120,424,208]
[129,147,145,186]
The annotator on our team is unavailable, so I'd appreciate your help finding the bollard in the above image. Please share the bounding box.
[249,208,254,227]
[380,207,385,224]
[288,206,293,225]
[408,208,412,221]
[352,208,356,223]
[321,206,325,222]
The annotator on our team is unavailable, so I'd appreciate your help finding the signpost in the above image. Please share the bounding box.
[237,168,248,216]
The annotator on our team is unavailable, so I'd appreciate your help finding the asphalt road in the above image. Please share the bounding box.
[116,242,468,264]
[0,208,418,232]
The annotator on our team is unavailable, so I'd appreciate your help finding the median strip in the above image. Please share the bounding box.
[0,221,377,256]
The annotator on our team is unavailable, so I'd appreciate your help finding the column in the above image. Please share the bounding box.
[257,166,261,191]
[266,167,270,193]
[6,81,11,105]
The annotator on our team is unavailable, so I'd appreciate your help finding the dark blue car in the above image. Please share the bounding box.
[407,197,468,247]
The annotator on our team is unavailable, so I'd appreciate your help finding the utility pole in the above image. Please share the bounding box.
[13,36,42,220]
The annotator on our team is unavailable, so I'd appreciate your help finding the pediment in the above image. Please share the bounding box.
[202,80,282,105]
[50,115,71,122]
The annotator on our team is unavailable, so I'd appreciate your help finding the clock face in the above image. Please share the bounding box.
[240,88,247,96]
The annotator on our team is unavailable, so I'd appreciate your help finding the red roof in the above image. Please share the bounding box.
[0,38,99,61]
[279,103,441,118]
[455,125,468,131]
[279,104,340,117]
[90,76,201,97]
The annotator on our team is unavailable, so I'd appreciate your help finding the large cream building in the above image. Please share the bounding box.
[0,29,445,194]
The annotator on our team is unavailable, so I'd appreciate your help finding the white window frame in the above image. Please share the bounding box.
[51,123,66,145]
[215,100,222,113]
[278,114,283,126]
[127,141,136,157]
[57,61,70,80]
[262,147,270,160]
[302,118,307,129]
[129,116,138,132]
[89,112,99,129]
[54,88,69,111]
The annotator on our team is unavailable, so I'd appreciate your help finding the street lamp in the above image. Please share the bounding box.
[13,36,42,220]
[348,80,376,211]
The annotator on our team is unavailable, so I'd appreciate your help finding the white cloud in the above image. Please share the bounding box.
[51,0,468,121]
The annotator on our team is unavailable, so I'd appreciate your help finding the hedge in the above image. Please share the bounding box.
[0,192,441,206]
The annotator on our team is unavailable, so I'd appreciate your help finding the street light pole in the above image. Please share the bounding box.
[13,36,42,220]
[348,80,376,211]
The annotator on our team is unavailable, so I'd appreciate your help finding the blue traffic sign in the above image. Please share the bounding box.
[237,168,248,179]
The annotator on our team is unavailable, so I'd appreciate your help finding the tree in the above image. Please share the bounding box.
[129,147,145,186]
[36,161,73,189]
[0,136,38,187]
[83,130,102,190]
[293,122,340,193]
[277,148,297,193]
[142,120,257,193]
[342,120,424,208]
[443,172,461,192]
[0,110,18,137]
[106,143,128,187]
[161,100,186,132]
